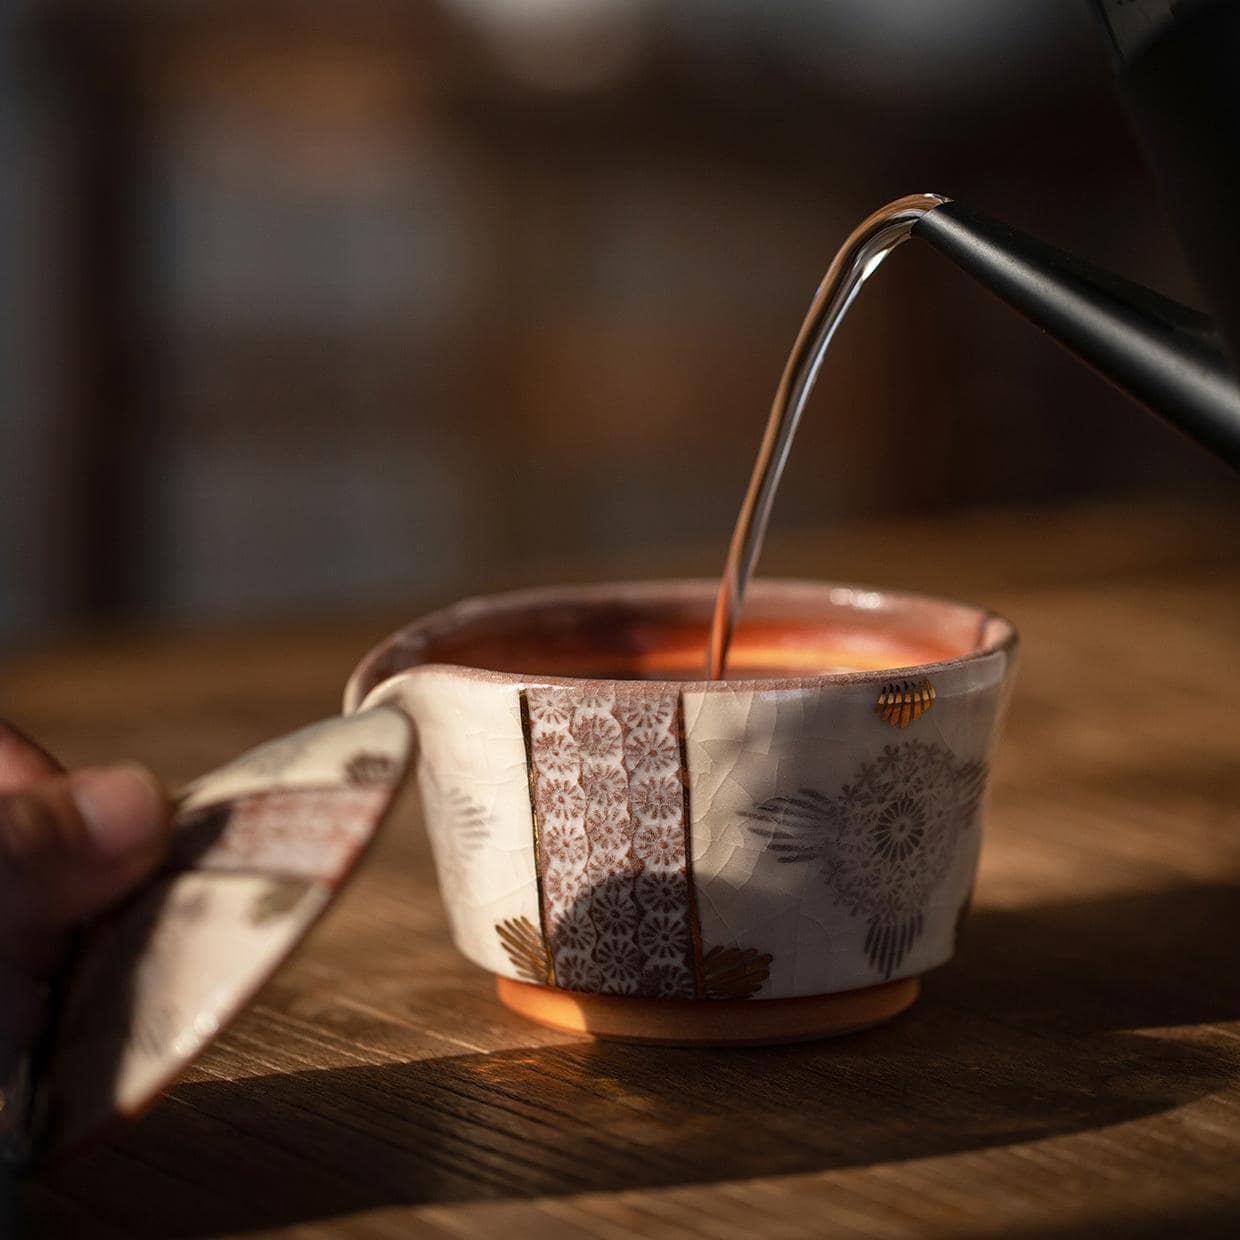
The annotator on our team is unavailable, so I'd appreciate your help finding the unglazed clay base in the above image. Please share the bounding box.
[496,976,920,1046]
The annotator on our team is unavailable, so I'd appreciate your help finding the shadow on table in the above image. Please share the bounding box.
[22,882,1240,1238]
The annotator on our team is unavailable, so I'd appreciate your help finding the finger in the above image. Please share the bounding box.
[0,721,63,791]
[0,765,169,970]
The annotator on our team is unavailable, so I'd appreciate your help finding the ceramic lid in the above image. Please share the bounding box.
[2,706,412,1168]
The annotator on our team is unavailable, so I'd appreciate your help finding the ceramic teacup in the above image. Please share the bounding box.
[344,579,1017,1044]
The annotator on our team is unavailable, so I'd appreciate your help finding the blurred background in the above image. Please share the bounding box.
[2,0,1236,642]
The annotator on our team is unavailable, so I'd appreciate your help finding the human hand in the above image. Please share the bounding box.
[0,723,170,1080]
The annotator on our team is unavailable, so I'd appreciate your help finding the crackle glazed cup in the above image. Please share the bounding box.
[344,579,1017,1044]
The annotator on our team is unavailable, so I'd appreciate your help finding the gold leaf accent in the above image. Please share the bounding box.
[703,945,772,1000]
[875,679,936,729]
[496,916,551,984]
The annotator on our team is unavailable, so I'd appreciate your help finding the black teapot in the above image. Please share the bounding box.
[911,0,1240,469]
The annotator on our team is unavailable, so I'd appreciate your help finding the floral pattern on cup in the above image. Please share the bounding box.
[745,741,988,978]
[524,684,700,999]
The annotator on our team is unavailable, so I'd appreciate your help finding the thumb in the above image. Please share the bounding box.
[0,765,170,969]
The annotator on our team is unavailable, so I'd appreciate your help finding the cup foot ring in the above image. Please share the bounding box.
[495,975,919,1046]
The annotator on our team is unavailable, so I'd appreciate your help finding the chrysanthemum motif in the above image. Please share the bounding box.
[580,761,628,809]
[532,729,577,775]
[584,806,630,855]
[596,969,640,996]
[540,821,590,869]
[872,796,926,864]
[617,695,676,732]
[638,911,691,962]
[527,694,574,728]
[578,684,617,713]
[631,774,683,822]
[572,713,623,760]
[635,869,689,915]
[623,726,679,776]
[524,684,700,1000]
[744,741,988,979]
[585,850,639,887]
[541,860,583,907]
[554,949,597,992]
[537,777,587,825]
[641,960,694,999]
[595,933,644,980]
[551,906,596,955]
[592,884,640,935]
[632,821,685,870]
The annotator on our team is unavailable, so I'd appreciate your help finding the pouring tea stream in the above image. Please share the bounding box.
[708,191,1240,678]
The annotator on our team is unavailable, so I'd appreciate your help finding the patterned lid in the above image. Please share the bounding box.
[2,706,412,1168]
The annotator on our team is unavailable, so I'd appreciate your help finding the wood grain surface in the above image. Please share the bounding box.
[6,500,1240,1239]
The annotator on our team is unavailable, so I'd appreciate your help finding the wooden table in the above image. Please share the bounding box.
[7,500,1240,1239]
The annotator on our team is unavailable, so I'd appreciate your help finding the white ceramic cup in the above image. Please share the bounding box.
[345,579,1017,1042]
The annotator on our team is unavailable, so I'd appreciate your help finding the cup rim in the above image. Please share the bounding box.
[344,578,1018,711]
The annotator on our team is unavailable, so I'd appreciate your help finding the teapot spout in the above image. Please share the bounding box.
[912,200,1240,470]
